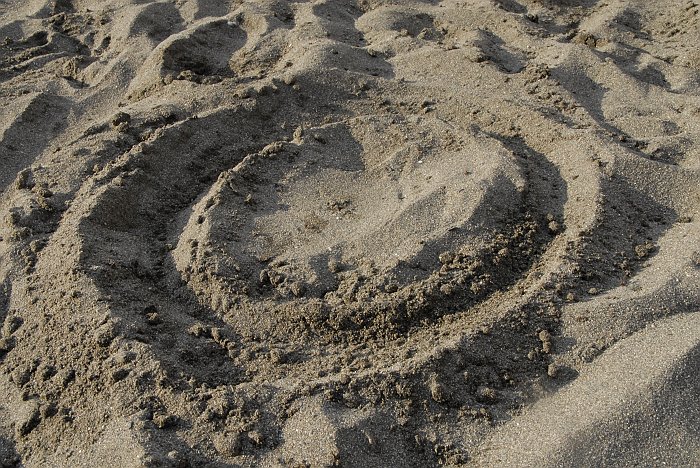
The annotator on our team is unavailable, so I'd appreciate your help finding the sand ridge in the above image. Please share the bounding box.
[0,0,699,466]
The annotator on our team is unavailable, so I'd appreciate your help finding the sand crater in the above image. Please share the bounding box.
[175,115,528,337]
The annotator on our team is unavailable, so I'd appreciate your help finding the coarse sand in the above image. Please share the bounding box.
[0,0,699,466]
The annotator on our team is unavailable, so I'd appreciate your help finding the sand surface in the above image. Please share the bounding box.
[0,0,699,466]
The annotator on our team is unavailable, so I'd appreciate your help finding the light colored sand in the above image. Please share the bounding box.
[0,0,698,466]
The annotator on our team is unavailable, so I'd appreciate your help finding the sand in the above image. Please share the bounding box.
[0,0,698,466]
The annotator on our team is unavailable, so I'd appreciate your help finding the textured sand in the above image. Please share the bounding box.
[0,0,699,466]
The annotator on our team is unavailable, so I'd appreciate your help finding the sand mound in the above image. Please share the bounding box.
[0,0,699,466]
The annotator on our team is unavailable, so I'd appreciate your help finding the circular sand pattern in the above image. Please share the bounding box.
[3,0,699,465]
[175,116,533,339]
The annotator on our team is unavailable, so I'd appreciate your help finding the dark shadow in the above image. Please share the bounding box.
[0,435,21,467]
[475,30,525,73]
[312,1,366,47]
[0,279,11,363]
[335,412,439,467]
[494,0,526,14]
[379,130,568,334]
[521,0,608,37]
[161,20,247,78]
[552,63,622,137]
[0,94,70,194]
[574,175,676,295]
[76,107,267,388]
[538,0,601,8]
[308,0,395,79]
[485,133,568,226]
[555,53,690,169]
[545,340,700,467]
[551,61,673,162]
[127,2,185,43]
[530,101,579,129]
[590,45,672,91]
[194,0,237,20]
[0,279,9,327]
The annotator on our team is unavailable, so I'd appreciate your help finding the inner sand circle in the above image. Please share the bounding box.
[175,115,529,339]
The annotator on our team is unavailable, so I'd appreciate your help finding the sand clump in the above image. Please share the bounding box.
[1,0,699,466]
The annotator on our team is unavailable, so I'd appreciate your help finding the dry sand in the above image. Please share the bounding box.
[0,0,699,466]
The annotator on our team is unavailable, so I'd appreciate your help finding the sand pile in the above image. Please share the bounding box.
[0,0,699,466]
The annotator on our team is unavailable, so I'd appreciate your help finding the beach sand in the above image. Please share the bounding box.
[0,0,698,466]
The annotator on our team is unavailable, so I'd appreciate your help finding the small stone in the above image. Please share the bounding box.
[0,337,12,353]
[115,121,130,133]
[247,430,264,446]
[146,312,162,325]
[634,242,655,259]
[166,450,188,468]
[111,112,131,127]
[588,287,598,295]
[16,405,41,437]
[385,283,399,293]
[187,323,207,337]
[328,259,342,273]
[438,251,455,265]
[547,220,560,234]
[94,324,116,347]
[440,284,454,295]
[289,281,305,297]
[547,363,560,378]
[4,316,23,335]
[429,377,449,404]
[539,329,553,354]
[475,386,498,403]
[269,349,286,364]
[152,413,178,429]
[293,125,304,141]
[111,368,130,382]
[15,169,34,190]
[213,433,242,456]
